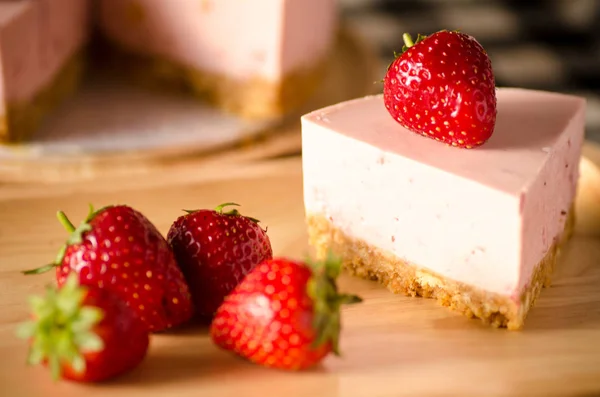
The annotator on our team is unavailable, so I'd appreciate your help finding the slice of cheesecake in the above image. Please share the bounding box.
[0,0,91,143]
[95,0,338,120]
[302,88,585,330]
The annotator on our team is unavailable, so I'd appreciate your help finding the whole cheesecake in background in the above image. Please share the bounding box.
[95,0,338,120]
[0,0,91,143]
[301,89,585,329]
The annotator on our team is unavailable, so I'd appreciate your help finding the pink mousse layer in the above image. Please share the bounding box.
[96,0,337,81]
[302,89,585,297]
[0,0,90,106]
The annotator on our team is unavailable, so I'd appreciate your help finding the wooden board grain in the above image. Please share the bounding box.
[0,156,599,397]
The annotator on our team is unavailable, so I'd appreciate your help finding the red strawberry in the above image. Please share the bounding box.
[383,30,497,149]
[210,254,362,370]
[16,274,149,382]
[23,205,193,332]
[167,202,273,320]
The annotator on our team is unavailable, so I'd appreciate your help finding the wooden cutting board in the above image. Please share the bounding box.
[0,154,599,397]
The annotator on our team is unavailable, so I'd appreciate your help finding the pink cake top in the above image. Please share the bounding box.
[303,88,586,195]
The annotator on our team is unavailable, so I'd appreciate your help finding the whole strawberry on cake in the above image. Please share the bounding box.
[383,31,497,148]
[301,30,585,330]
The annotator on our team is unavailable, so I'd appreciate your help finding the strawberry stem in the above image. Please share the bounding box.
[183,203,262,224]
[214,202,241,213]
[386,32,427,72]
[216,202,261,224]
[399,32,427,53]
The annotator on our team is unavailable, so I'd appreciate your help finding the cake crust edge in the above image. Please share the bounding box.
[306,207,575,330]
[0,50,86,144]
[94,38,329,121]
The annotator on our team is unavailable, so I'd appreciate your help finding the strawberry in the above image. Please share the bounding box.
[167,202,273,320]
[383,30,497,149]
[210,254,362,370]
[23,205,193,332]
[16,274,149,382]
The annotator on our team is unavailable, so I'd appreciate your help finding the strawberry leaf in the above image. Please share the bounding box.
[184,202,263,224]
[22,205,99,275]
[305,251,362,355]
[15,273,105,381]
[75,332,104,352]
[217,202,261,224]
[71,355,86,374]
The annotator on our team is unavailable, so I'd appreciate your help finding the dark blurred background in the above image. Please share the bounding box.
[339,0,600,142]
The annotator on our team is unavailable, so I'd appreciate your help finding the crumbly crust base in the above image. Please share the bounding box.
[0,51,85,144]
[96,39,328,120]
[307,207,575,330]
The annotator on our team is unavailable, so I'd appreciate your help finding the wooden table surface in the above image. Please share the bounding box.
[1,148,600,397]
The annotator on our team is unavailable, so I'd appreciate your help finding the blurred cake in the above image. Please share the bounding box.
[0,0,91,143]
[95,0,338,120]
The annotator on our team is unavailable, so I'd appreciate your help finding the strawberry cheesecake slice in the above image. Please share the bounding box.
[0,0,91,143]
[95,0,337,120]
[302,88,585,329]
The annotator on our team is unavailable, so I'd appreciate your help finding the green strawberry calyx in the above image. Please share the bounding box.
[305,251,362,356]
[400,32,427,53]
[22,204,98,275]
[384,29,460,76]
[395,29,461,59]
[183,202,261,224]
[15,273,105,381]
[383,32,427,75]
